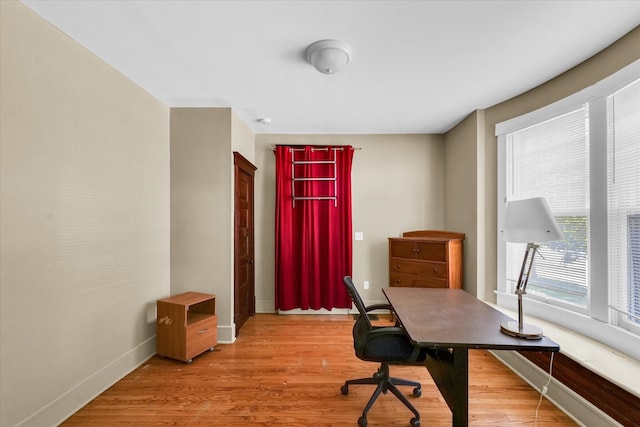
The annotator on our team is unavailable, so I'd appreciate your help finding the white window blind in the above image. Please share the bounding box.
[506,108,590,308]
[608,78,640,327]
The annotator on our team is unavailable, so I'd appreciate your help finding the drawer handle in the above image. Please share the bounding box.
[197,329,208,334]
[433,268,438,272]
[396,264,401,268]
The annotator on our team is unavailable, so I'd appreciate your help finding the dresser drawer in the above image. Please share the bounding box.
[390,272,448,288]
[185,315,217,360]
[389,240,418,258]
[390,259,447,279]
[389,239,447,262]
[414,242,447,262]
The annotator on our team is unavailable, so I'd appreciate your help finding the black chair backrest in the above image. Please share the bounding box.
[343,275,420,362]
[343,276,373,330]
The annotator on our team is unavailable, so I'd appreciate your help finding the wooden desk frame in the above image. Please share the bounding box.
[383,287,559,427]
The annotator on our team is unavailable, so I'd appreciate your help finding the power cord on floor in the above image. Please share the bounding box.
[535,352,555,427]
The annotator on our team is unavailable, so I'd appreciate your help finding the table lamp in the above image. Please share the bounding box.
[501,197,563,339]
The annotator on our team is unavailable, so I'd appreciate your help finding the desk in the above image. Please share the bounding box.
[383,287,559,427]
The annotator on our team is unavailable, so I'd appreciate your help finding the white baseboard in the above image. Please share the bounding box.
[490,350,622,427]
[17,336,157,427]
[216,324,236,344]
[255,299,276,314]
[255,299,392,315]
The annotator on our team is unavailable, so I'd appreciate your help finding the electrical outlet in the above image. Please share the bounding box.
[355,231,364,241]
[363,280,369,290]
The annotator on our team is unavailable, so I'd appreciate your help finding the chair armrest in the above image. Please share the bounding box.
[368,326,407,337]
[364,303,400,327]
[364,303,393,313]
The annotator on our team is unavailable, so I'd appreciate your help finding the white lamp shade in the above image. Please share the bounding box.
[503,197,563,243]
[305,40,352,74]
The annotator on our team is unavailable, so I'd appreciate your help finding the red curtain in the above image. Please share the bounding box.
[275,145,354,311]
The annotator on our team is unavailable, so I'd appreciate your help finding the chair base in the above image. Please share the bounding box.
[341,363,421,427]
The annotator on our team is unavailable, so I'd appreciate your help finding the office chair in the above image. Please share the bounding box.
[341,276,426,427]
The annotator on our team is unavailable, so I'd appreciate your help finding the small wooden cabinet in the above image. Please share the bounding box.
[389,230,465,289]
[156,292,217,363]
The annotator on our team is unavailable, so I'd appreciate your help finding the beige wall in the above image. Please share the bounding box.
[0,2,170,426]
[444,110,485,297]
[171,108,255,342]
[170,108,254,341]
[254,134,445,309]
[231,110,256,164]
[170,108,236,340]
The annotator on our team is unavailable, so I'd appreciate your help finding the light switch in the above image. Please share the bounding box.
[355,231,364,241]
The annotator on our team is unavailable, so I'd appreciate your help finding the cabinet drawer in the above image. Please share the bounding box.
[389,240,447,262]
[389,240,418,258]
[185,315,217,360]
[390,259,447,279]
[390,272,448,288]
[414,242,447,262]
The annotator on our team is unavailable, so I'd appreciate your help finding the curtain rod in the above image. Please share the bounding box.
[272,145,362,151]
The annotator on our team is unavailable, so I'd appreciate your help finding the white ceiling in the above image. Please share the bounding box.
[22,1,640,134]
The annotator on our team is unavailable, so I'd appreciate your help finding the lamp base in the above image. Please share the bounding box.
[500,320,543,339]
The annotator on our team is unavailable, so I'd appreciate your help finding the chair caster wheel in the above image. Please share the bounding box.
[358,416,367,427]
[340,384,348,395]
[413,386,421,397]
[410,417,420,427]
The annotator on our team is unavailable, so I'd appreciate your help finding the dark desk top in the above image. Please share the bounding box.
[383,287,559,352]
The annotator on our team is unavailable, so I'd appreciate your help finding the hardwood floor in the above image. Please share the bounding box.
[63,314,577,426]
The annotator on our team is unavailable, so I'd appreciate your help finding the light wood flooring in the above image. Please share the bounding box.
[63,314,577,426]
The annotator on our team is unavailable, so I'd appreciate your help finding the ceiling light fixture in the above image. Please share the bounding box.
[305,39,352,74]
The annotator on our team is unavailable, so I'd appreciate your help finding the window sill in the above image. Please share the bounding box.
[486,302,640,398]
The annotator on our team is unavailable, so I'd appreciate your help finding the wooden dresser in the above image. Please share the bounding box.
[389,230,465,289]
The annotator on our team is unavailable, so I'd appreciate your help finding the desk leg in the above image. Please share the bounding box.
[425,348,469,427]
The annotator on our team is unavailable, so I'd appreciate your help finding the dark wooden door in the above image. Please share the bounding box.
[233,152,256,337]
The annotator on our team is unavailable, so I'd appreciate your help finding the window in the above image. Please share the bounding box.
[505,107,589,311]
[608,79,640,333]
[496,60,640,358]
[625,214,640,327]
